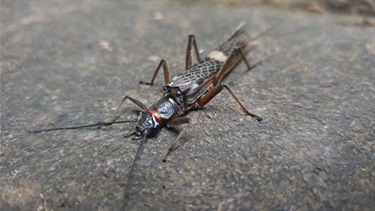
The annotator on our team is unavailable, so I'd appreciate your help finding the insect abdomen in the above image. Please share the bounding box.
[216,25,250,56]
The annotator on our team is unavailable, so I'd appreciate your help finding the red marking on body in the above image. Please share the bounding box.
[192,102,201,109]
[149,109,162,123]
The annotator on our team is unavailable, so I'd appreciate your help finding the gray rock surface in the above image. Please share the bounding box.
[1,1,374,210]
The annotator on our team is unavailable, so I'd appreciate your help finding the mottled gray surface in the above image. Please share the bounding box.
[1,1,374,210]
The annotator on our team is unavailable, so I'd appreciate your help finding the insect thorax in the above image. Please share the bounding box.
[150,97,180,120]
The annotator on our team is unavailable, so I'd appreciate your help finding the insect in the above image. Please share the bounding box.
[28,24,271,162]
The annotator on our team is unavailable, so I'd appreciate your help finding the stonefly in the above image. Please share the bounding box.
[28,24,275,162]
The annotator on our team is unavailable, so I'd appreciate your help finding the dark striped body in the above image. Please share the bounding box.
[167,25,251,106]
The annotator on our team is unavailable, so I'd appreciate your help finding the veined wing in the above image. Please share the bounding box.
[168,24,250,95]
[169,57,223,93]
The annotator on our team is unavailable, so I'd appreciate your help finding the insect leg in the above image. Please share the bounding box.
[196,84,262,121]
[238,47,251,70]
[194,48,261,121]
[163,117,190,162]
[110,95,148,123]
[222,84,262,121]
[185,34,201,70]
[167,116,190,128]
[139,59,170,85]
[213,48,251,86]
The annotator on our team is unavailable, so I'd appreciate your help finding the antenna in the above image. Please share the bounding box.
[25,120,134,133]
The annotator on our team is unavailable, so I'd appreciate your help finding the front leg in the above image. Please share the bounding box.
[163,117,190,162]
[110,95,148,123]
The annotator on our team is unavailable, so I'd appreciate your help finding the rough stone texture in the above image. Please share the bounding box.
[1,1,374,210]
